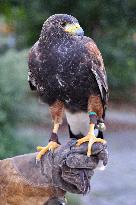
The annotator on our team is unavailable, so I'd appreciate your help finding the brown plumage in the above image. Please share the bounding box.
[28,14,109,159]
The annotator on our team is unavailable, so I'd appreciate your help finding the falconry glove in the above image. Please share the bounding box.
[13,139,108,194]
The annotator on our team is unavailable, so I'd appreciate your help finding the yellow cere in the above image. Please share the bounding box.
[64,23,81,34]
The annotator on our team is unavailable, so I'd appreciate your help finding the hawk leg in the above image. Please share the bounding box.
[76,96,106,157]
[36,101,64,161]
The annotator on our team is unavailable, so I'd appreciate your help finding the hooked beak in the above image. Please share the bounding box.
[64,23,84,36]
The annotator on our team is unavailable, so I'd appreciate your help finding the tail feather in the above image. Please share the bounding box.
[68,124,84,139]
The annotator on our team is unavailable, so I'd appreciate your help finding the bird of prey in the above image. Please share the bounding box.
[28,14,109,161]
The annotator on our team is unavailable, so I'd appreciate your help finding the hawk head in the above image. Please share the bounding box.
[40,14,84,39]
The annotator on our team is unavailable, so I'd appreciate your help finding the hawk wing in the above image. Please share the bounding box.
[28,41,41,91]
[83,37,109,106]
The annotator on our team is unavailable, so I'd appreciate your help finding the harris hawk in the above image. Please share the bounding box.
[28,14,109,161]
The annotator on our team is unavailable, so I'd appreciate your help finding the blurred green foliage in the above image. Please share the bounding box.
[0,49,47,158]
[0,49,51,159]
[0,49,31,158]
[66,193,81,205]
[0,0,136,102]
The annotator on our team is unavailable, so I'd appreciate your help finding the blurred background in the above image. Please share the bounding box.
[0,1,136,205]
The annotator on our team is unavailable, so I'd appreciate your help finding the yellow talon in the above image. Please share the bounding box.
[37,146,44,151]
[36,141,60,160]
[76,134,106,157]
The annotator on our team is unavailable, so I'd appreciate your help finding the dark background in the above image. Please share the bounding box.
[0,1,136,204]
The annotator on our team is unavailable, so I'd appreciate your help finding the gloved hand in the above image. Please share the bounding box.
[13,139,108,195]
[40,139,108,194]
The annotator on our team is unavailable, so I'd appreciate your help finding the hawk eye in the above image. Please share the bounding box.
[61,22,67,27]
